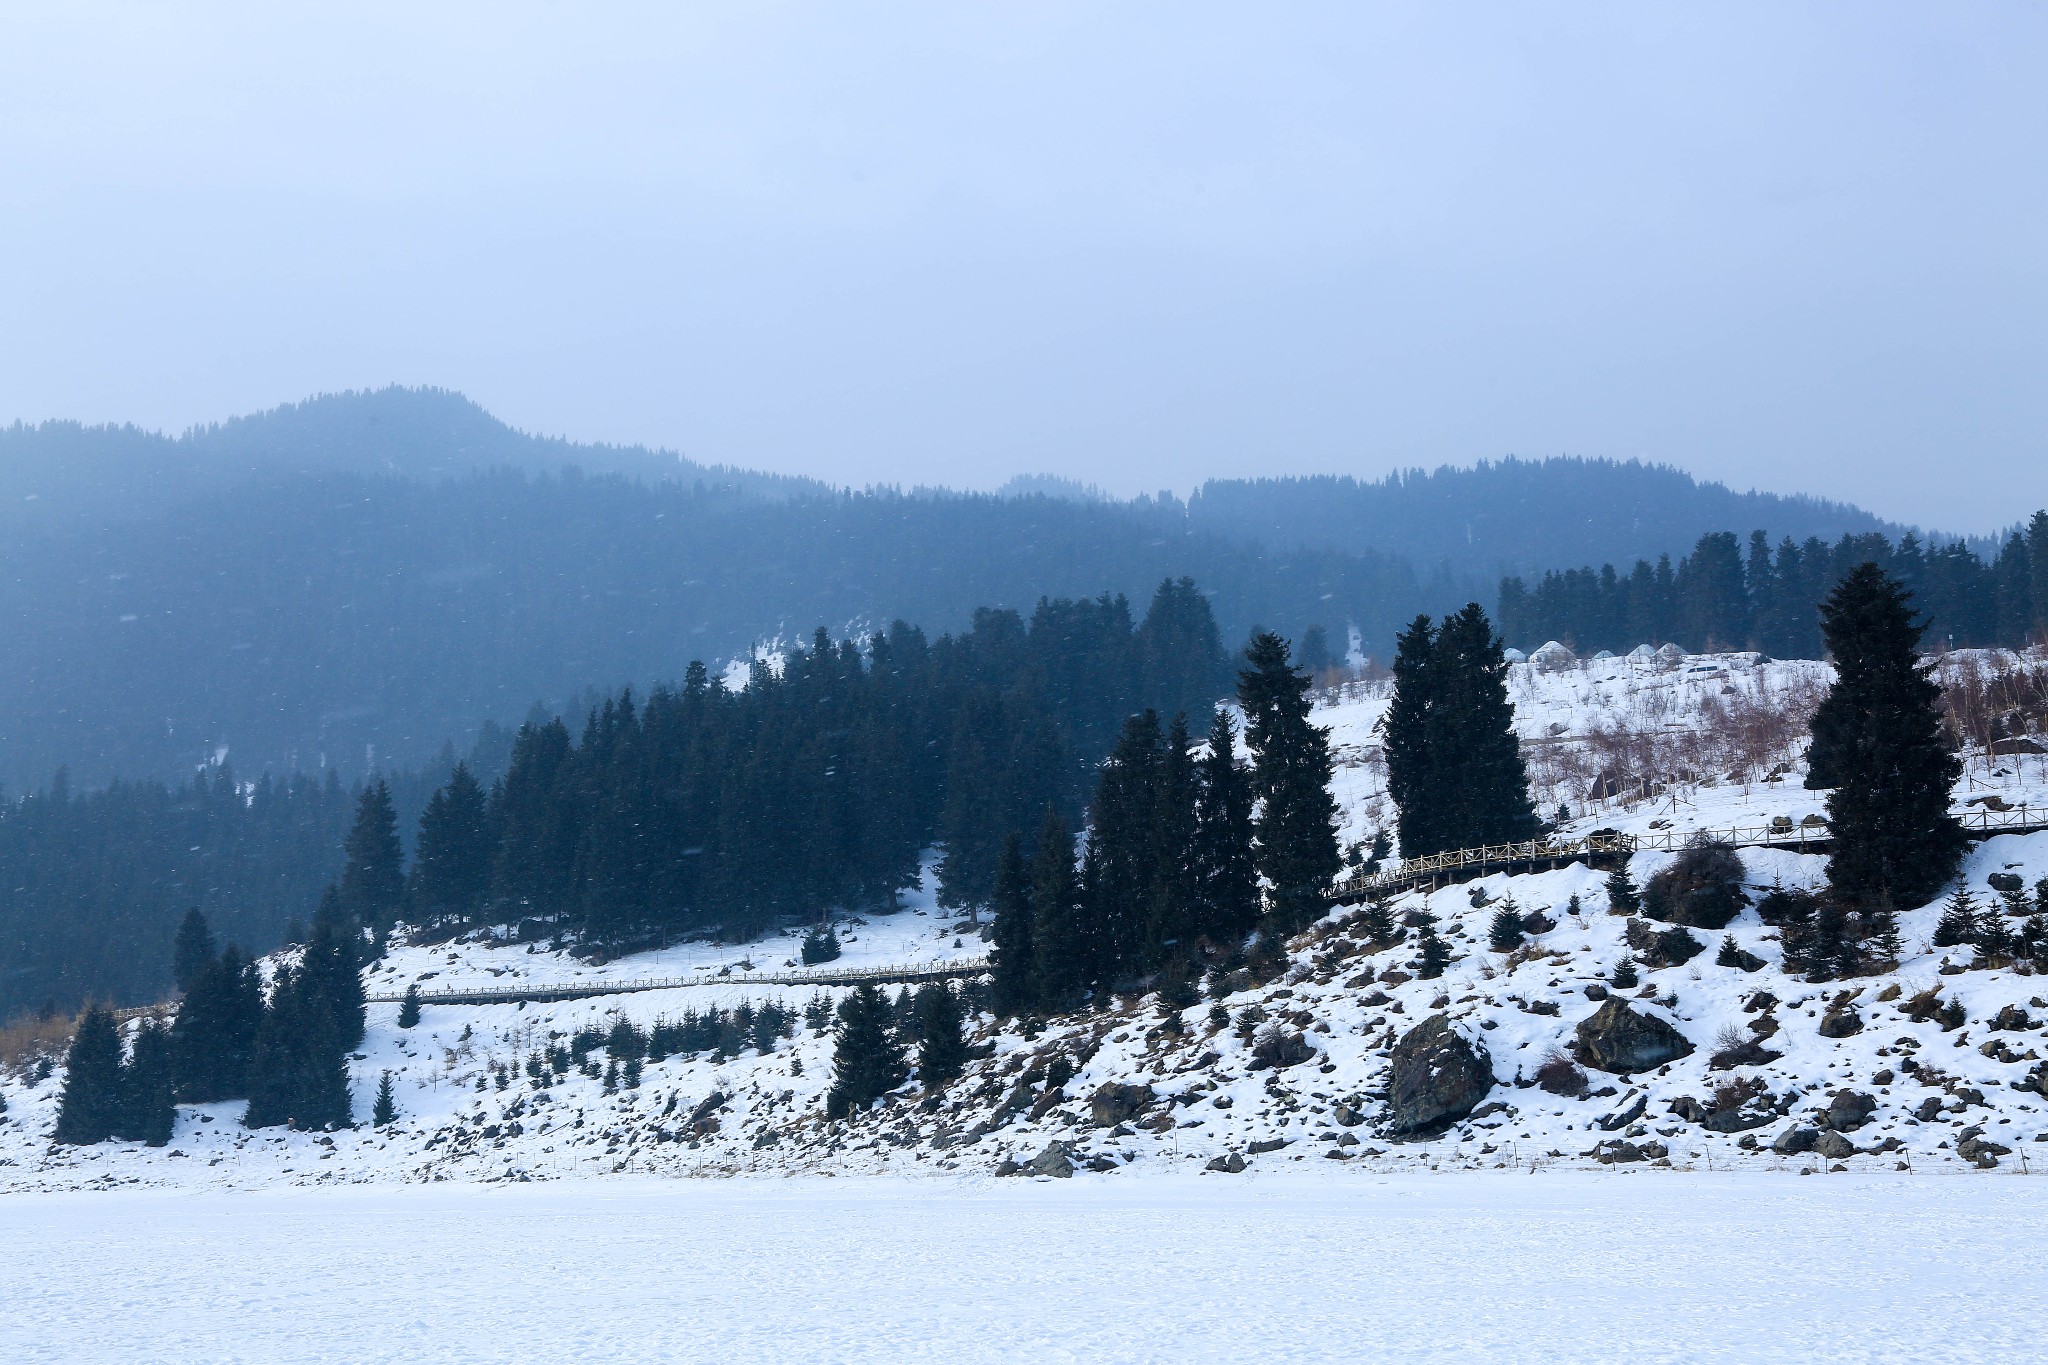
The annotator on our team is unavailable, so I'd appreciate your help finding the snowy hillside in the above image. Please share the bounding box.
[7,650,2048,1191]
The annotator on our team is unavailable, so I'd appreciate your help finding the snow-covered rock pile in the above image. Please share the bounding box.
[8,652,2048,1190]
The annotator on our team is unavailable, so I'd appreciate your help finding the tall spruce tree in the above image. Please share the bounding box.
[1383,615,1439,858]
[339,779,405,930]
[1425,604,1538,851]
[914,983,968,1088]
[825,984,908,1119]
[372,1071,397,1127]
[116,1017,176,1146]
[301,891,367,1050]
[53,1005,124,1145]
[1806,563,1966,908]
[1028,806,1086,1009]
[1193,707,1259,946]
[988,832,1037,1017]
[245,965,353,1131]
[410,762,493,922]
[1238,631,1340,931]
[1146,713,1202,969]
[172,945,263,1102]
[172,908,217,995]
[1082,710,1166,984]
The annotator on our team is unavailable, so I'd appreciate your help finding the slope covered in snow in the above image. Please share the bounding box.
[7,652,2048,1192]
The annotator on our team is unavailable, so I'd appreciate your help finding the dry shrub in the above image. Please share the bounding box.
[1535,1047,1588,1096]
[0,1009,79,1074]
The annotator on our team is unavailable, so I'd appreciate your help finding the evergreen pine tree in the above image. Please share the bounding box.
[397,983,422,1029]
[1865,906,1904,968]
[1238,631,1341,931]
[53,1006,124,1145]
[116,1018,176,1147]
[800,923,842,966]
[1487,903,1526,951]
[172,945,262,1102]
[1383,615,1439,858]
[1932,884,1982,948]
[301,890,367,1050]
[245,966,354,1131]
[1028,806,1086,1009]
[172,908,217,995]
[1193,707,1259,946]
[1605,865,1641,915]
[1806,563,1966,907]
[1146,713,1202,969]
[825,984,908,1119]
[1610,955,1640,989]
[410,763,493,922]
[1425,604,1539,850]
[1357,889,1397,945]
[988,832,1036,1017]
[1084,710,1166,983]
[339,778,405,930]
[1416,923,1451,980]
[373,1071,397,1127]
[914,983,968,1088]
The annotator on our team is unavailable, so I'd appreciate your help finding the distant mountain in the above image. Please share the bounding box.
[0,386,826,530]
[1186,459,1945,580]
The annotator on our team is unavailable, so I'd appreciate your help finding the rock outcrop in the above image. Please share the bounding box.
[1574,999,1695,1074]
[1385,1015,1495,1135]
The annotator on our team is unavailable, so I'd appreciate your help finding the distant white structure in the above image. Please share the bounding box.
[1592,649,1615,660]
[1655,642,1689,666]
[1502,647,1528,664]
[1529,640,1578,671]
[1626,644,1657,661]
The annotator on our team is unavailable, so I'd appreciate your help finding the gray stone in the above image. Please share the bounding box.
[1574,999,1695,1074]
[1814,1130,1856,1159]
[1026,1141,1076,1178]
[1597,1093,1648,1131]
[1772,1127,1819,1155]
[1824,1090,1877,1132]
[1385,1014,1496,1135]
[1205,1152,1246,1173]
[1818,1005,1864,1038]
[1089,1082,1156,1128]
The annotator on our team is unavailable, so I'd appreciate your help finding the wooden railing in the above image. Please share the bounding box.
[362,956,990,1008]
[1328,803,2048,904]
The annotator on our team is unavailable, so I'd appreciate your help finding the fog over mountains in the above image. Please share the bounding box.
[0,386,1940,793]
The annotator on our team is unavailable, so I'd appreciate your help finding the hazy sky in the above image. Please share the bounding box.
[3,3,2042,532]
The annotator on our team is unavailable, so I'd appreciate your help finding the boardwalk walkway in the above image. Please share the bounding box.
[1328,804,2048,905]
[363,956,989,1008]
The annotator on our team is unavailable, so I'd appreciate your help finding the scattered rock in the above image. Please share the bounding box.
[1385,1015,1496,1135]
[1668,1096,1708,1124]
[1597,1093,1648,1132]
[1584,983,1609,1001]
[1593,1140,1645,1164]
[1088,1082,1156,1128]
[1772,1127,1819,1155]
[1333,1104,1364,1128]
[1818,1005,1864,1038]
[1249,1027,1316,1071]
[1574,999,1696,1074]
[1814,1131,1856,1160]
[1992,1004,2035,1032]
[1824,1091,1877,1132]
[993,1158,1020,1177]
[1026,1141,1076,1178]
[1247,1137,1291,1155]
[1205,1152,1247,1174]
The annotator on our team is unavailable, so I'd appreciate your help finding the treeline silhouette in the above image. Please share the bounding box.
[1497,517,2048,655]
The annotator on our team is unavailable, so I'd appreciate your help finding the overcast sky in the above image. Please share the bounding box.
[2,3,2042,532]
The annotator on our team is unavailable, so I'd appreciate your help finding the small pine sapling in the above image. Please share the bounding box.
[372,1071,397,1127]
[1417,925,1451,980]
[1566,893,1583,916]
[1610,955,1640,989]
[1358,892,1397,945]
[1487,903,1526,952]
[1605,865,1641,915]
[1931,884,1983,949]
[397,983,421,1029]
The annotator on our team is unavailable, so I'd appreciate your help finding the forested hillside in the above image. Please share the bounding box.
[1188,459,1919,579]
[0,463,1442,791]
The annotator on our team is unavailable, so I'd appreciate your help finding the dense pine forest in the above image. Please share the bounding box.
[0,580,1231,1016]
[1497,516,2048,655]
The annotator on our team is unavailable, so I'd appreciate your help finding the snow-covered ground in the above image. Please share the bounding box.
[7,652,2048,1196]
[5,1171,2043,1364]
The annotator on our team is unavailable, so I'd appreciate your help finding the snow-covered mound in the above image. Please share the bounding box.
[8,651,2048,1191]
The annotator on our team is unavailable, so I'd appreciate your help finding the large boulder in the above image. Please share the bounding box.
[1386,1015,1495,1135]
[1088,1083,1155,1128]
[1574,999,1695,1074]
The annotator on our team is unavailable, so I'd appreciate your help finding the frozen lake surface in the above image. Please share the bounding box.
[3,1170,2041,1363]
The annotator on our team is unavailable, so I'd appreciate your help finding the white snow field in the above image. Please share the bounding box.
[4,1171,2042,1364]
